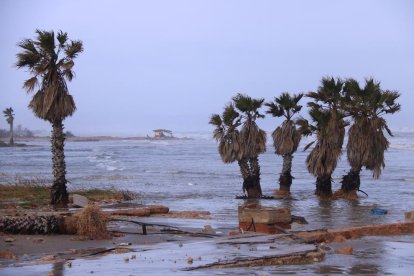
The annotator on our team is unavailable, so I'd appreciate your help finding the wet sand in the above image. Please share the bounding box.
[2,212,414,275]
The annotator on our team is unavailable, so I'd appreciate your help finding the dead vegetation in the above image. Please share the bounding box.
[75,205,110,240]
[0,178,138,209]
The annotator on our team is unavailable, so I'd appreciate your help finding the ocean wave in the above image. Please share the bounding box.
[144,169,183,174]
[389,144,414,150]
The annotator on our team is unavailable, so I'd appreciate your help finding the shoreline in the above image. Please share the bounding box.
[6,135,194,143]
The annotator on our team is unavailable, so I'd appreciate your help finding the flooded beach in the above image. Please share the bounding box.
[1,131,414,274]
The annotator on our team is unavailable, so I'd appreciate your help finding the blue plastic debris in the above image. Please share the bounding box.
[370,208,388,215]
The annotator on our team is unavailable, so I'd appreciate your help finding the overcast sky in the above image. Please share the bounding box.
[1,0,413,136]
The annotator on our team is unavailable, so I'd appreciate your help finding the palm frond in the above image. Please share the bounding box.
[303,141,315,151]
[64,40,84,59]
[222,104,240,126]
[209,114,222,127]
[272,120,301,155]
[23,77,38,92]
[56,30,68,46]
[265,101,283,117]
[35,29,56,57]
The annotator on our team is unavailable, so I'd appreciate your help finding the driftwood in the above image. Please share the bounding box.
[109,218,218,237]
[294,221,414,243]
[104,205,169,217]
[184,245,324,270]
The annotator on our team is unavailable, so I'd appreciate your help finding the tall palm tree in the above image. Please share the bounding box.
[338,78,400,197]
[299,77,348,198]
[3,107,14,145]
[265,93,304,194]
[210,104,250,194]
[233,94,267,198]
[16,30,83,208]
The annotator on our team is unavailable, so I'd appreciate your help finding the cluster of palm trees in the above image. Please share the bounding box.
[210,77,400,199]
[11,29,401,208]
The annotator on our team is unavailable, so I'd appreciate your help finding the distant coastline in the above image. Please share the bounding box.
[7,135,193,143]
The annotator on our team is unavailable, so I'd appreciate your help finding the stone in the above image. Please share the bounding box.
[72,194,89,208]
[405,211,414,220]
[238,206,291,224]
[4,237,15,243]
[201,225,216,235]
[335,245,353,255]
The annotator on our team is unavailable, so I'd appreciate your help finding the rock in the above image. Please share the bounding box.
[201,225,216,235]
[238,206,291,224]
[72,194,89,208]
[335,245,353,255]
[0,251,16,259]
[4,237,15,243]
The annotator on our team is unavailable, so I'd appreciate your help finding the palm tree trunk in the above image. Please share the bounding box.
[0,215,64,234]
[340,167,361,193]
[238,158,250,181]
[315,176,332,198]
[279,154,293,192]
[9,120,14,145]
[50,119,69,208]
[244,156,262,198]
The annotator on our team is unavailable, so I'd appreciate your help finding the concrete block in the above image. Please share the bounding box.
[238,206,291,224]
[239,222,291,234]
[72,194,89,208]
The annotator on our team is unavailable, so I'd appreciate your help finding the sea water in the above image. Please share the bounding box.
[1,131,414,274]
[1,131,414,229]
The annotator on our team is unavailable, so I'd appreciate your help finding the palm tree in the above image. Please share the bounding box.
[210,104,242,164]
[3,107,14,145]
[16,30,83,208]
[265,93,304,194]
[233,94,267,198]
[337,78,400,198]
[209,104,249,194]
[299,77,348,198]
